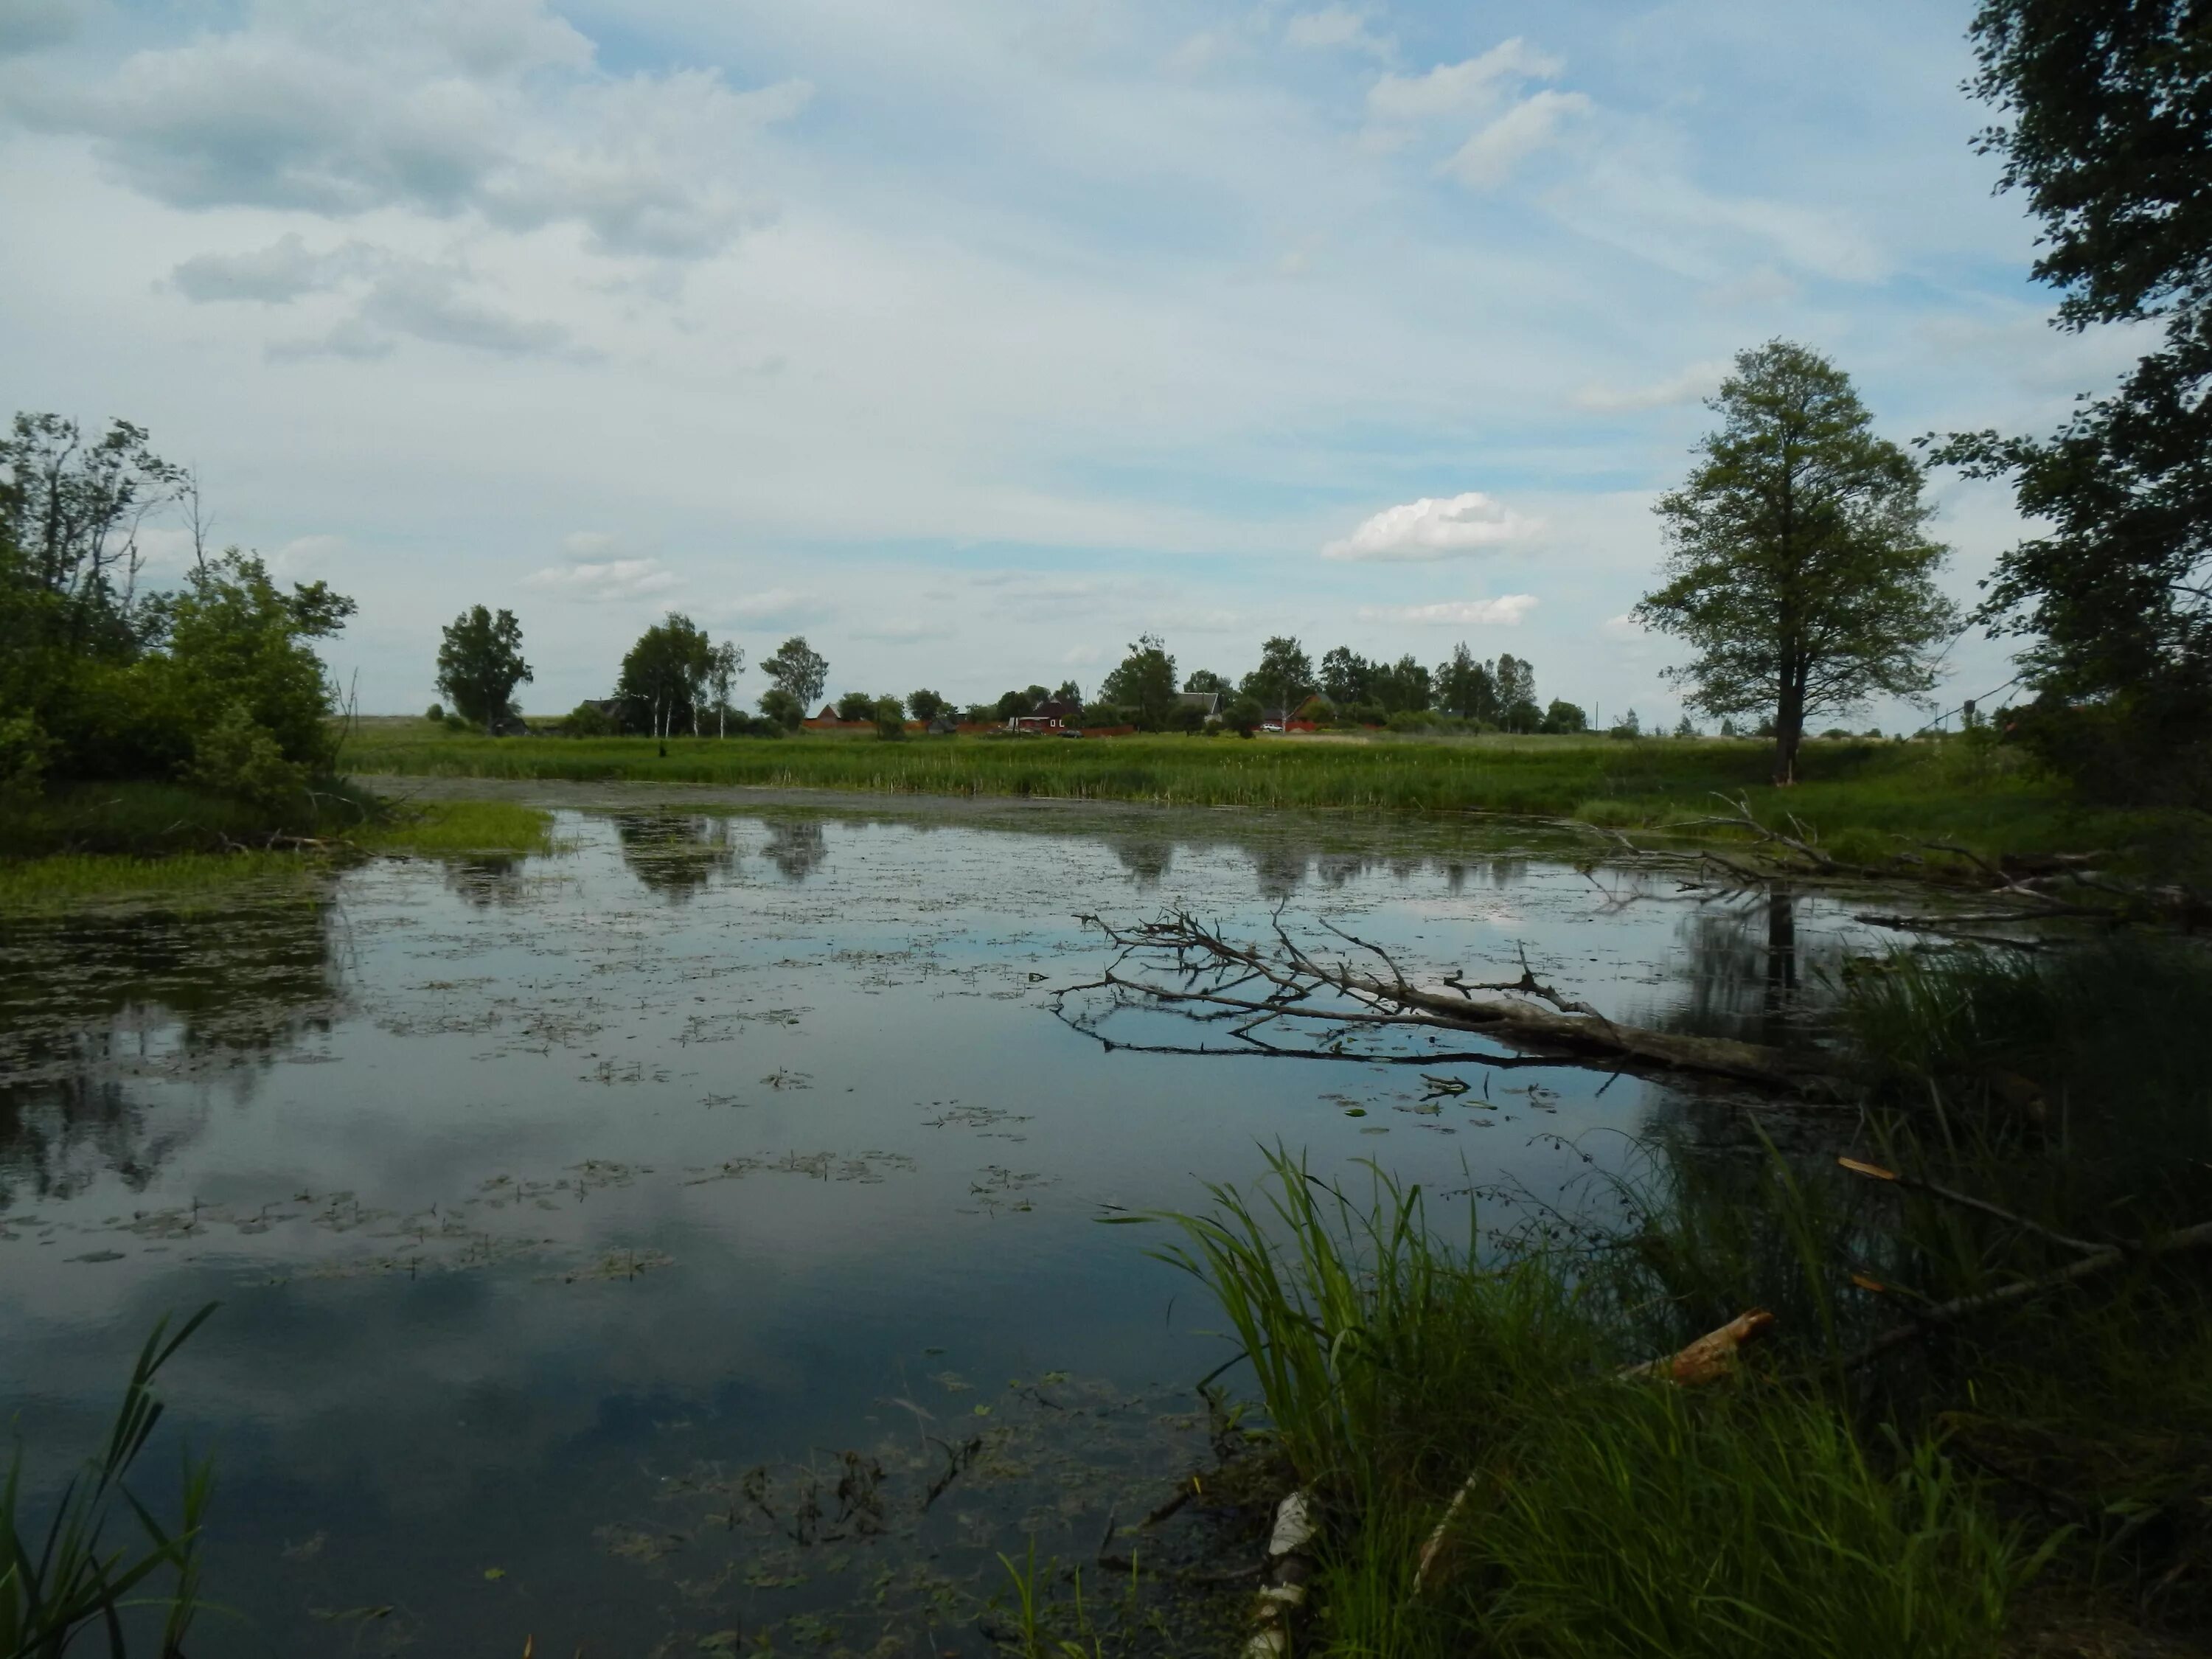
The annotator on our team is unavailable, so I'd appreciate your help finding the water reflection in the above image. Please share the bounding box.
[440,854,532,908]
[0,902,341,1209]
[614,813,741,900]
[759,818,828,883]
[1664,890,1848,1046]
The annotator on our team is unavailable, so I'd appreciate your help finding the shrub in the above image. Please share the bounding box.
[426,703,444,721]
[186,703,308,811]
[759,688,804,731]
[873,696,907,740]
[564,700,616,737]
[0,711,53,799]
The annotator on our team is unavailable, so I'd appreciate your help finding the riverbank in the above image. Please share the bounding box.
[1133,937,2212,1659]
[338,717,2204,875]
[0,787,556,906]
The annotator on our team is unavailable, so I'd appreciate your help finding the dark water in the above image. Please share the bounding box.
[0,799,1869,1656]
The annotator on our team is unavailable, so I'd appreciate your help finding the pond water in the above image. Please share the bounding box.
[0,794,1875,1657]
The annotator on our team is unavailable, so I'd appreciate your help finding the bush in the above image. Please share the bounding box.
[835,689,877,723]
[872,696,907,740]
[759,688,804,731]
[186,703,308,811]
[1225,695,1265,737]
[426,703,444,721]
[0,711,53,799]
[1170,704,1208,734]
[565,700,616,737]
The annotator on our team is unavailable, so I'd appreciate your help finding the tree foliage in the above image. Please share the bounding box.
[761,636,829,714]
[1100,633,1179,728]
[619,612,713,737]
[435,606,532,729]
[0,411,354,797]
[1930,0,2212,801]
[1636,342,1955,784]
[1239,636,1313,714]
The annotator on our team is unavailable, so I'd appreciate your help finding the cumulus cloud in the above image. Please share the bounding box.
[1356,595,1539,626]
[1441,89,1588,189]
[1600,612,1648,639]
[262,256,573,360]
[714,588,829,629]
[1284,8,1391,58]
[1366,39,1561,122]
[21,0,808,260]
[168,234,372,304]
[1322,493,1539,562]
[1573,359,1728,413]
[523,552,679,601]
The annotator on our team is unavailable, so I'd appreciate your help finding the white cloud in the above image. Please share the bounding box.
[1573,359,1728,413]
[523,557,678,601]
[1356,595,1538,625]
[1322,493,1539,562]
[1600,613,1647,639]
[1284,8,1391,59]
[1366,39,1561,123]
[1441,90,1588,189]
[18,1,807,261]
[714,587,829,629]
[169,234,369,304]
[265,255,574,359]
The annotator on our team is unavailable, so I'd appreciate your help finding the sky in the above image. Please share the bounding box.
[0,0,2144,725]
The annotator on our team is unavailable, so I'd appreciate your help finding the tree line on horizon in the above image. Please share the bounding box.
[428,604,1607,741]
[4,1,2205,802]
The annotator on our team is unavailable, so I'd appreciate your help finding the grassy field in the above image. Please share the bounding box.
[339,715,2196,868]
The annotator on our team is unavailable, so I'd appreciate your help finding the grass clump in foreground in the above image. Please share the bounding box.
[1135,936,2212,1658]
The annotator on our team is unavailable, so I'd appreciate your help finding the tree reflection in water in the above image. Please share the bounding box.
[759,818,828,883]
[0,899,343,1209]
[614,814,742,900]
[1665,888,1846,1048]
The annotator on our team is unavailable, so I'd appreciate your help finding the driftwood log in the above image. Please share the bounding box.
[1055,910,1851,1100]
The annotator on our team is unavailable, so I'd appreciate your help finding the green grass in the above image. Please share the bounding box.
[338,718,2202,866]
[355,799,556,855]
[1135,937,2212,1658]
[0,788,555,903]
[0,850,327,911]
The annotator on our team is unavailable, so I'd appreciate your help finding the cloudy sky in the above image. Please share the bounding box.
[0,0,2136,723]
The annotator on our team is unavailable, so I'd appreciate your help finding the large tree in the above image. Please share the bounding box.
[1930,1,2212,801]
[1635,341,1955,784]
[760,636,829,716]
[1434,644,1496,723]
[706,641,744,737]
[1240,636,1313,715]
[436,606,532,731]
[1100,633,1178,728]
[620,612,713,738]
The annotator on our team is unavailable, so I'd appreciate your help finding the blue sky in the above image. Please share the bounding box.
[0,0,2139,723]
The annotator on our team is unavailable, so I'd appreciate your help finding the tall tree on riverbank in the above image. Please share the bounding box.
[761,636,828,717]
[436,607,532,731]
[1929,1,2212,804]
[619,612,712,738]
[1636,341,1955,785]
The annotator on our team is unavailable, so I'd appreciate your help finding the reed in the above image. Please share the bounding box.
[1,1306,217,1659]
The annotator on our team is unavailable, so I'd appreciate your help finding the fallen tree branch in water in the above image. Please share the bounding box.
[1055,910,1850,1099]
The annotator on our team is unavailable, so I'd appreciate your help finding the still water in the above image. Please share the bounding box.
[0,795,1868,1655]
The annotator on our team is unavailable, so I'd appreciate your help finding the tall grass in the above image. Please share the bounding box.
[355,799,556,855]
[1148,1152,2032,1658]
[330,724,2160,861]
[2,1307,216,1659]
[1141,939,2212,1655]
